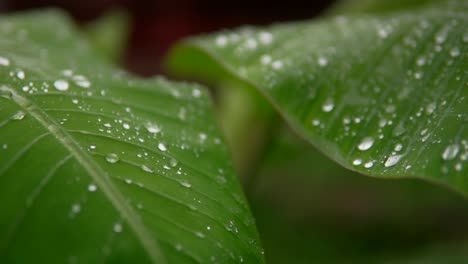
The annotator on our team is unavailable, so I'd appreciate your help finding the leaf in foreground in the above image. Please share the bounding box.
[0,10,263,263]
[168,0,468,195]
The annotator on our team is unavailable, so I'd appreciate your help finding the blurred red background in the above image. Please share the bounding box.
[1,0,334,75]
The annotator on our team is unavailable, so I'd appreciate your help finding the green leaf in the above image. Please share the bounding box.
[327,0,442,15]
[168,1,468,196]
[0,10,263,263]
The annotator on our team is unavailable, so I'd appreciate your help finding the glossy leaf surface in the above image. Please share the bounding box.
[169,0,468,195]
[0,10,263,263]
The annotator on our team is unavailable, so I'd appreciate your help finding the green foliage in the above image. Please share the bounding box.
[0,10,262,263]
[1,0,467,262]
[168,0,468,196]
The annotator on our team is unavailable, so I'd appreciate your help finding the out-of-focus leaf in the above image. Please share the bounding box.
[0,10,263,263]
[84,9,129,63]
[168,0,468,196]
[328,0,442,15]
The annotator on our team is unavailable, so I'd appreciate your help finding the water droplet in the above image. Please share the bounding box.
[2,144,7,150]
[416,57,426,66]
[88,144,96,151]
[260,55,272,65]
[169,158,178,167]
[357,137,374,151]
[215,35,228,47]
[16,70,25,79]
[450,47,460,57]
[195,231,205,238]
[73,75,91,88]
[125,178,132,184]
[353,159,362,165]
[455,163,462,171]
[322,98,334,112]
[122,123,130,130]
[364,161,374,168]
[106,153,119,164]
[272,60,283,70]
[54,80,69,91]
[192,88,201,97]
[245,38,257,49]
[88,184,97,192]
[0,56,10,66]
[259,31,273,44]
[442,144,459,160]
[71,203,81,214]
[394,143,403,152]
[145,122,160,134]
[312,119,320,126]
[318,57,328,67]
[384,154,403,167]
[158,143,167,152]
[11,110,26,120]
[179,180,192,188]
[425,102,436,115]
[113,223,123,233]
[141,164,154,173]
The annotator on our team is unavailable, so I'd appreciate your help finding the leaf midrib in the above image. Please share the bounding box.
[0,85,166,264]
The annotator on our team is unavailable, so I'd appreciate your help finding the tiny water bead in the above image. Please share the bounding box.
[353,159,362,166]
[0,56,10,66]
[442,144,459,160]
[384,154,403,167]
[318,56,328,67]
[169,158,178,167]
[87,184,97,192]
[179,180,192,188]
[54,80,69,91]
[158,143,167,152]
[71,203,81,214]
[144,122,160,134]
[16,70,25,79]
[357,137,374,151]
[105,153,119,164]
[11,110,26,120]
[364,161,374,168]
[322,98,334,112]
[141,164,154,173]
[113,223,123,233]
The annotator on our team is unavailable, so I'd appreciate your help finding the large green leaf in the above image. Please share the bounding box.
[0,10,263,263]
[168,0,468,196]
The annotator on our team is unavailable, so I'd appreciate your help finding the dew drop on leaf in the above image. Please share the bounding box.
[322,98,334,112]
[141,164,154,173]
[158,143,167,152]
[11,110,26,120]
[144,122,160,134]
[54,80,69,91]
[357,137,374,151]
[113,223,123,233]
[169,158,178,167]
[87,184,97,192]
[353,159,362,166]
[0,56,10,66]
[442,144,460,160]
[384,154,403,167]
[105,153,119,164]
[179,180,192,188]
